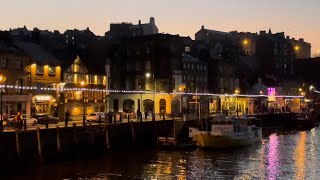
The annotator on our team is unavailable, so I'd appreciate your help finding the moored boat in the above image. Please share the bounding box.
[189,115,262,149]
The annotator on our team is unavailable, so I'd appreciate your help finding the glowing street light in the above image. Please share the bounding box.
[243,39,249,45]
[234,89,240,94]
[294,46,300,51]
[309,85,315,91]
[299,88,303,92]
[145,72,156,120]
[0,74,6,132]
[259,90,263,95]
[80,81,86,126]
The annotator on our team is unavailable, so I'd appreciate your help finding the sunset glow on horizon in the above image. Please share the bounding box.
[1,0,319,56]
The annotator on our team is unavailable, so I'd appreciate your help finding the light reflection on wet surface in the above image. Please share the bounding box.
[7,127,320,180]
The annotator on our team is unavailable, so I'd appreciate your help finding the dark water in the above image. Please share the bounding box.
[6,127,320,180]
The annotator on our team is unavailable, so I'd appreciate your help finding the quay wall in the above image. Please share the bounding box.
[0,120,180,167]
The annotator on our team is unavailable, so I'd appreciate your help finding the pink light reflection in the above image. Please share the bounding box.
[267,134,279,180]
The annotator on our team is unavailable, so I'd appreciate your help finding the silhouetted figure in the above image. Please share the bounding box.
[139,111,142,122]
[152,111,155,121]
[65,111,70,128]
[127,113,130,122]
[14,112,23,130]
[137,110,140,122]
[145,111,148,120]
[108,112,113,123]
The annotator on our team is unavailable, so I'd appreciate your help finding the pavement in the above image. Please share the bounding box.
[3,115,183,132]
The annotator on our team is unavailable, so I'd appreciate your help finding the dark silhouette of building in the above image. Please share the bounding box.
[105,17,158,40]
[256,29,295,81]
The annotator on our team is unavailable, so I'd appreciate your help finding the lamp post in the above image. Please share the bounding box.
[146,72,156,121]
[0,74,6,132]
[235,89,240,117]
[80,81,86,126]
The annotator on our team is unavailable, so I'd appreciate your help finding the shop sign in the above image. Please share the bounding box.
[268,88,276,102]
[35,95,51,101]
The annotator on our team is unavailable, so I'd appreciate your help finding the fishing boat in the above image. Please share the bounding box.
[189,115,262,149]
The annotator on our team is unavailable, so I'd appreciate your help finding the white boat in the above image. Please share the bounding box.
[189,115,262,149]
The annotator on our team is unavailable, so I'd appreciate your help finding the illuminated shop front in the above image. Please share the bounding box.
[32,94,56,115]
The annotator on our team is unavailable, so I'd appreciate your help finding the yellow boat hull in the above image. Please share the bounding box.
[194,133,258,149]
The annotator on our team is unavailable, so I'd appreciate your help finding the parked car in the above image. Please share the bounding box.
[86,112,105,122]
[122,110,136,118]
[22,114,37,126]
[7,114,37,126]
[37,115,59,125]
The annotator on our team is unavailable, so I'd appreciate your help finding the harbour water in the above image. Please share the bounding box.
[5,127,320,180]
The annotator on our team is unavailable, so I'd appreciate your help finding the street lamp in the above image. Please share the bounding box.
[0,74,6,132]
[243,39,249,45]
[80,81,86,126]
[234,89,240,116]
[309,85,314,91]
[145,72,156,121]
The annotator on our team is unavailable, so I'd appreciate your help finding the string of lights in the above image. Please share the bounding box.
[0,84,304,98]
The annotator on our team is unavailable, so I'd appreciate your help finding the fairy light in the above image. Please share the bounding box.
[0,84,305,98]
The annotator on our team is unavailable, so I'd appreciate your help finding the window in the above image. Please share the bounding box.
[36,65,44,75]
[16,60,22,70]
[49,66,56,76]
[16,79,23,93]
[187,64,190,69]
[183,63,186,69]
[146,61,151,71]
[0,59,7,69]
[89,75,94,84]
[185,46,191,52]
[146,48,151,54]
[172,78,175,89]
[136,62,142,71]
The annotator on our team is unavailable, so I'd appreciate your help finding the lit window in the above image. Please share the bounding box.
[49,66,56,76]
[185,46,191,52]
[36,65,44,75]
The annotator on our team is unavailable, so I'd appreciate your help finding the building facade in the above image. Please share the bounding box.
[62,56,107,116]
[0,48,32,116]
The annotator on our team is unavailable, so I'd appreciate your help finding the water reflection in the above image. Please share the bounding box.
[294,132,306,180]
[5,129,320,180]
[267,134,279,180]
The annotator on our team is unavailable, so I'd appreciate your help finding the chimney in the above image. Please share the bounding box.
[260,31,266,35]
[150,17,155,24]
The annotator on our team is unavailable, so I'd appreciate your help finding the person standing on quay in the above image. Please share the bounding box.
[65,110,70,127]
[14,112,23,130]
